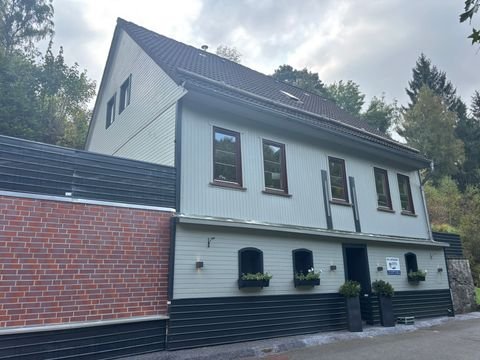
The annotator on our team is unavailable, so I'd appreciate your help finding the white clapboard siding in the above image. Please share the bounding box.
[180,102,430,239]
[173,225,448,299]
[86,29,185,166]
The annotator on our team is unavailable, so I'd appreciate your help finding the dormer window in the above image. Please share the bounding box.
[280,90,302,103]
[106,94,116,129]
[119,75,131,114]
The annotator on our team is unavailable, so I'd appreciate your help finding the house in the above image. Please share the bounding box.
[86,18,453,350]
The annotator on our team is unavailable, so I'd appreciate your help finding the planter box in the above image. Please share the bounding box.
[294,278,320,287]
[408,274,426,283]
[345,296,363,332]
[378,295,395,327]
[238,279,270,289]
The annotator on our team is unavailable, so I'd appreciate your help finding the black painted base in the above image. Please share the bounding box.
[346,297,363,332]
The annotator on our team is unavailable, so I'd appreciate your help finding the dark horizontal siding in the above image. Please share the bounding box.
[0,320,166,360]
[362,289,453,325]
[0,135,175,208]
[168,294,347,350]
[432,232,464,259]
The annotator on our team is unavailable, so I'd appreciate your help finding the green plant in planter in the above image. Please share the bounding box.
[339,280,361,297]
[408,270,427,282]
[240,272,272,281]
[372,280,394,297]
[295,268,321,281]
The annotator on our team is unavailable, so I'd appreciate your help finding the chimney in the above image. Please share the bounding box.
[201,44,208,51]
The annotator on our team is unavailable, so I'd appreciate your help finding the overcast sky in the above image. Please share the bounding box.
[52,0,479,109]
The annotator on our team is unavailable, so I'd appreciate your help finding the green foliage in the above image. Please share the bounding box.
[407,270,427,282]
[0,1,95,149]
[399,86,464,182]
[240,272,272,281]
[362,95,399,134]
[459,186,480,286]
[371,280,394,297]
[431,223,459,234]
[295,268,320,281]
[338,280,361,298]
[216,45,242,63]
[0,0,54,54]
[326,80,365,117]
[460,0,480,44]
[476,288,480,305]
[424,177,461,227]
[272,64,326,96]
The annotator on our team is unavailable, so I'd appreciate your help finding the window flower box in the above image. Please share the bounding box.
[408,270,426,283]
[294,278,320,287]
[238,279,270,289]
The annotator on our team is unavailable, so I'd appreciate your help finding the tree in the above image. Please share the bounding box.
[424,177,461,229]
[326,80,365,117]
[272,65,326,96]
[455,91,480,190]
[362,95,398,134]
[460,0,480,45]
[399,86,464,182]
[459,186,480,285]
[0,0,54,54]
[216,45,242,63]
[406,54,465,117]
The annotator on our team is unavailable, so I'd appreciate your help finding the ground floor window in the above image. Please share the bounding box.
[292,248,314,275]
[238,247,263,276]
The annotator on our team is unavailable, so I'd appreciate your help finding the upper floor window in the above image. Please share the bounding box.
[106,94,116,129]
[119,75,132,114]
[328,157,349,202]
[397,174,414,214]
[374,167,392,210]
[263,139,288,193]
[213,127,242,186]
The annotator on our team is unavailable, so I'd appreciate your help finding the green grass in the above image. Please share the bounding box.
[476,288,480,305]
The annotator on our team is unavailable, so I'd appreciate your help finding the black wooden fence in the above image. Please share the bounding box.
[433,232,464,259]
[0,135,176,208]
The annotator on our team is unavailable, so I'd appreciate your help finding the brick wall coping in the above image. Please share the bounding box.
[0,190,176,213]
[0,315,169,336]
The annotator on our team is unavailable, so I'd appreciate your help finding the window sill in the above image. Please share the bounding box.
[209,181,246,191]
[377,207,395,213]
[401,211,417,217]
[262,189,292,198]
[330,199,352,207]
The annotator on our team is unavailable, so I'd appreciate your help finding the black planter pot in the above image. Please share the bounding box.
[378,295,395,327]
[294,278,320,287]
[345,296,363,332]
[238,279,270,289]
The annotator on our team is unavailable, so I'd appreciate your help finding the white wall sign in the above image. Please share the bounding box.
[386,257,401,275]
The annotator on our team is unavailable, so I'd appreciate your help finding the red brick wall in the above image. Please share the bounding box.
[0,195,172,328]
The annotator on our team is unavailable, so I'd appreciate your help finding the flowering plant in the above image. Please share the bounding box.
[240,272,272,281]
[295,268,321,281]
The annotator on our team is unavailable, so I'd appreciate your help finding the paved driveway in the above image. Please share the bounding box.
[259,318,480,360]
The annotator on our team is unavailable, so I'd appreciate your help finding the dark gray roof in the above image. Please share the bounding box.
[117,18,423,158]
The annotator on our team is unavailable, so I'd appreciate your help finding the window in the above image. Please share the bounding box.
[328,157,349,202]
[119,75,131,113]
[238,248,263,276]
[374,167,392,209]
[397,174,414,213]
[263,140,288,193]
[405,252,418,274]
[213,127,242,186]
[292,249,314,276]
[106,95,116,128]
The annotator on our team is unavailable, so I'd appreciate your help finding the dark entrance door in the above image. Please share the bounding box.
[343,244,372,322]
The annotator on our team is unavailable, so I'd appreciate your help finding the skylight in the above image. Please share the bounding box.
[280,90,302,102]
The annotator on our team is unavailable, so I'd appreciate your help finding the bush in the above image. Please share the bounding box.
[240,272,272,281]
[372,280,394,297]
[339,280,361,297]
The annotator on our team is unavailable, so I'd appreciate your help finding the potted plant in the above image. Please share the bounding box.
[294,268,321,287]
[238,272,272,289]
[371,280,395,327]
[407,270,427,284]
[339,280,362,332]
